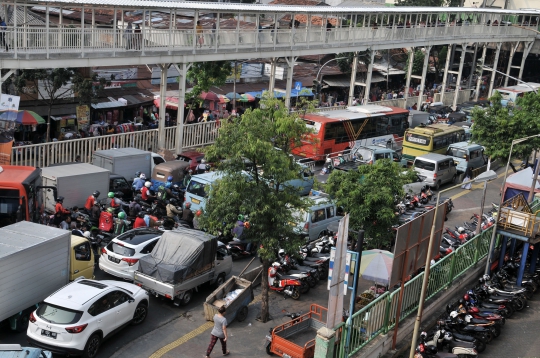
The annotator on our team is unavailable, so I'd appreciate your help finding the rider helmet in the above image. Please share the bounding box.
[463,293,470,301]
[188,169,193,174]
[108,192,115,198]
[169,198,178,206]
[135,171,141,178]
[185,202,191,209]
[278,249,285,257]
[56,196,65,202]
[145,182,152,188]
[457,227,465,233]
[449,311,458,319]
[92,190,100,198]
[196,210,202,217]
[272,262,280,268]
[483,274,490,281]
[238,214,244,221]
[167,176,173,182]
[83,231,91,238]
[138,211,146,218]
[201,159,206,164]
[118,212,126,219]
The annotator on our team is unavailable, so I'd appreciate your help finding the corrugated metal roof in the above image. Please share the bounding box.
[3,6,47,26]
[91,100,126,109]
[20,0,540,15]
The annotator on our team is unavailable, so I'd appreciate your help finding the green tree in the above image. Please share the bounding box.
[433,46,448,80]
[336,51,372,74]
[14,69,75,142]
[199,96,312,322]
[72,72,112,118]
[325,160,416,249]
[471,91,540,167]
[405,49,425,77]
[185,61,233,106]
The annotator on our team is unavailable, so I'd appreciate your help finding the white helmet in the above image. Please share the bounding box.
[83,231,91,238]
[449,311,458,319]
[278,249,285,255]
[464,314,473,323]
[201,159,206,164]
[457,227,465,233]
[272,262,281,268]
[145,181,152,188]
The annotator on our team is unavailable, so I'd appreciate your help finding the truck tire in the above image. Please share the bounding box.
[180,290,193,306]
[214,273,226,288]
[236,306,248,322]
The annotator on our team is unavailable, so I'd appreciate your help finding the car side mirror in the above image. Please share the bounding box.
[128,299,135,303]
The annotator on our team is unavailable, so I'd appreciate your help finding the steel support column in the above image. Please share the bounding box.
[504,42,519,87]
[497,236,508,275]
[417,46,432,105]
[403,48,414,108]
[285,56,297,108]
[475,44,487,102]
[363,50,376,103]
[516,243,529,287]
[348,52,359,106]
[468,44,479,90]
[488,43,502,98]
[452,44,467,110]
[172,63,191,154]
[518,41,534,81]
[439,45,453,103]
[158,63,171,149]
[268,57,277,94]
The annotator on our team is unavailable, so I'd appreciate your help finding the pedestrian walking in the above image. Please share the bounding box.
[134,24,141,50]
[205,306,230,358]
[0,17,8,52]
[124,22,133,49]
[196,21,204,48]
[211,22,217,46]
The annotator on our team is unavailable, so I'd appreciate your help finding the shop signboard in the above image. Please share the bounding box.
[76,105,90,129]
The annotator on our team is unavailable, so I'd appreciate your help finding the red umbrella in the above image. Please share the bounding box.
[199,92,220,101]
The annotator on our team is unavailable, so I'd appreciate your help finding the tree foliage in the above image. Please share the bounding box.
[405,49,426,77]
[199,96,313,322]
[471,91,540,163]
[14,69,75,142]
[325,161,416,249]
[185,61,233,106]
[72,72,112,115]
[336,51,372,75]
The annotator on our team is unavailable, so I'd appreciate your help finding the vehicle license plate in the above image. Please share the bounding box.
[191,198,200,204]
[108,255,120,264]
[41,329,57,339]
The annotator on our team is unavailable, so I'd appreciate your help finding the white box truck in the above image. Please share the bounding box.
[0,222,71,332]
[41,163,110,213]
[92,148,165,183]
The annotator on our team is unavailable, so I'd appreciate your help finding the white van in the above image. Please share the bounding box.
[184,172,224,211]
[294,195,343,241]
[413,153,458,190]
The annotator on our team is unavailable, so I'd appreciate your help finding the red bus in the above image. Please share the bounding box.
[293,105,410,160]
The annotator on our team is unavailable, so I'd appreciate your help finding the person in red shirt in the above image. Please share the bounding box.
[133,212,147,228]
[141,181,155,203]
[55,196,70,215]
[84,190,100,211]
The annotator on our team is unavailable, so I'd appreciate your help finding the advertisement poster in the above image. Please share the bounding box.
[0,94,21,165]
[76,105,90,129]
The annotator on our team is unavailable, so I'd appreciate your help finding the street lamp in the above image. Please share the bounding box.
[409,170,497,358]
[481,65,537,94]
[484,134,540,276]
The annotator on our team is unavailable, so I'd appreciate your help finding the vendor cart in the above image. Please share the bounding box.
[269,304,327,358]
[204,276,254,324]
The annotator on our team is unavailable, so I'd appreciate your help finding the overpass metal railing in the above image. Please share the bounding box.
[1,23,535,57]
[334,227,499,358]
[10,121,219,167]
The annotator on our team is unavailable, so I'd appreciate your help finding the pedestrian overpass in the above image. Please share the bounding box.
[1,1,539,152]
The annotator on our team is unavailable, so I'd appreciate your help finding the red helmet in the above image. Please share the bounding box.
[463,294,470,301]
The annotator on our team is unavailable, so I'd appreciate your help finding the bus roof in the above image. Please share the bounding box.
[0,165,37,185]
[304,105,408,122]
[495,83,540,93]
[407,123,465,135]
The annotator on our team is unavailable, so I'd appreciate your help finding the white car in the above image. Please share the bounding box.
[27,279,149,358]
[99,228,162,280]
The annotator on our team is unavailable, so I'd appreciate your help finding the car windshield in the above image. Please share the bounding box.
[107,242,136,257]
[187,180,208,198]
[36,303,83,325]
[446,148,467,158]
[353,148,373,162]
[414,159,436,171]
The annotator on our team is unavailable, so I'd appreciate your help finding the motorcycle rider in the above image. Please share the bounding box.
[90,201,101,224]
[106,192,120,211]
[193,209,202,230]
[182,202,194,227]
[84,190,100,211]
[133,173,146,193]
[129,198,143,218]
[53,196,70,226]
[268,262,280,287]
[157,177,178,202]
[133,211,147,229]
[183,169,193,188]
[166,198,182,222]
[232,214,251,252]
[196,159,208,174]
[141,181,155,204]
[113,212,130,236]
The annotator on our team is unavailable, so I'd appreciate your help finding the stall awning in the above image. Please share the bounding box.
[91,101,127,109]
[153,97,185,110]
[372,63,406,76]
[273,88,313,97]
[355,74,387,85]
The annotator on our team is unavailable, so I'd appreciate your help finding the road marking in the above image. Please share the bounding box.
[449,170,507,201]
[149,294,262,358]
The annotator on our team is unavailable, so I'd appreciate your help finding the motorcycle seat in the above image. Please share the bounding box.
[469,318,489,324]
[448,339,475,349]
[451,332,475,342]
[277,273,300,280]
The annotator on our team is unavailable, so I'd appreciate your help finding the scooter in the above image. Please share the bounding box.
[268,269,302,300]
[227,239,255,260]
[416,332,459,358]
[427,328,478,356]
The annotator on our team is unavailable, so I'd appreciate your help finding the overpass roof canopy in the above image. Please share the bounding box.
[15,0,540,15]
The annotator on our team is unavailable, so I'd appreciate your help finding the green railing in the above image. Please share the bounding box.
[335,227,497,358]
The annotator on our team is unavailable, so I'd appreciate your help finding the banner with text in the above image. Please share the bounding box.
[0,94,21,165]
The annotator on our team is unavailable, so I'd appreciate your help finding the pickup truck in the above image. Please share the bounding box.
[134,229,232,306]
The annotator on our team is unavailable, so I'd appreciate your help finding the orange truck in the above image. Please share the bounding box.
[0,165,56,228]
[267,304,328,358]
